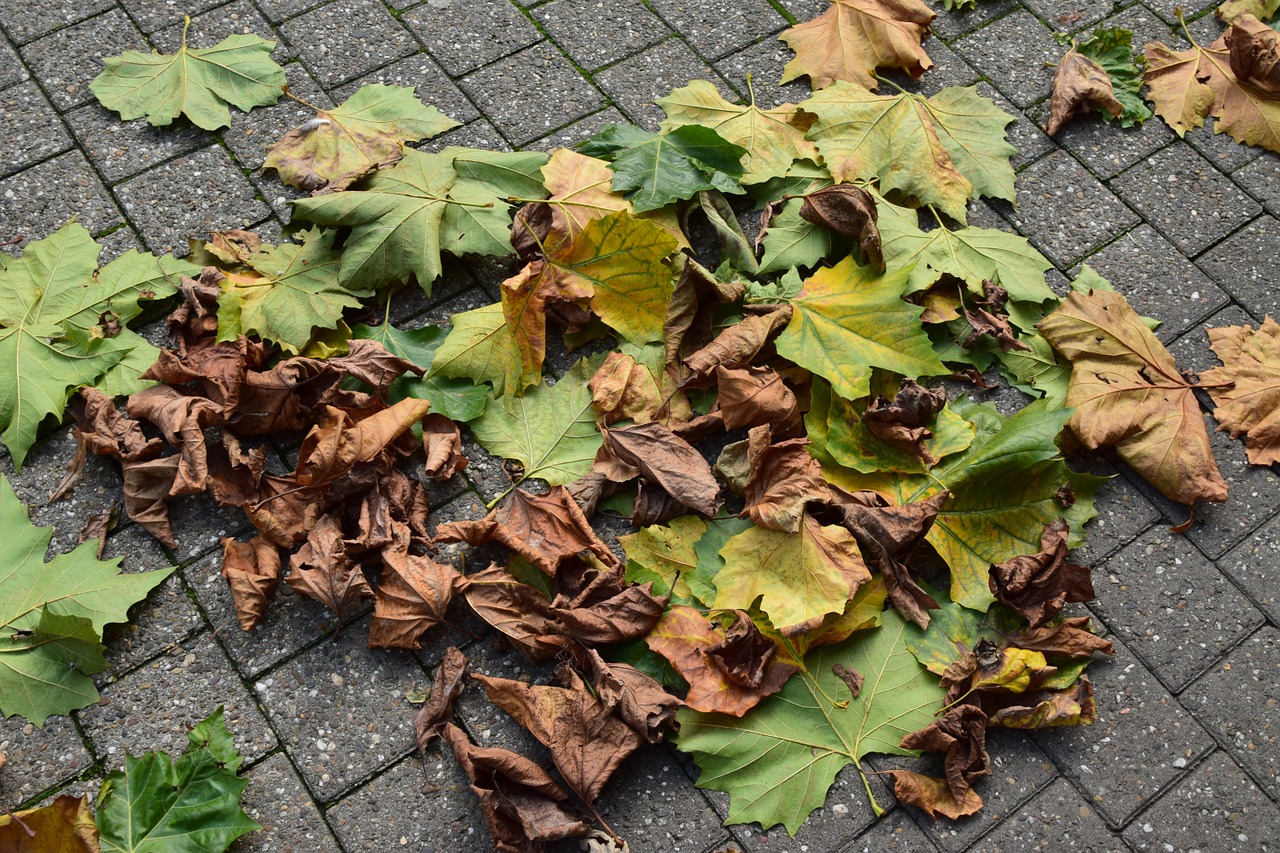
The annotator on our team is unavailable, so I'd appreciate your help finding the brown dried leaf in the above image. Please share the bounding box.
[863,378,948,463]
[584,649,680,744]
[121,455,182,548]
[78,505,117,559]
[415,646,468,755]
[75,387,163,461]
[126,385,226,496]
[988,520,1095,629]
[296,397,431,487]
[589,351,665,425]
[899,704,990,805]
[798,185,884,272]
[551,568,666,647]
[370,531,464,649]
[715,366,799,432]
[1226,13,1280,93]
[464,564,570,663]
[205,434,267,509]
[421,413,468,480]
[1046,49,1124,135]
[286,515,373,621]
[831,662,864,698]
[245,473,324,547]
[742,431,831,533]
[682,306,793,380]
[1011,617,1115,659]
[1201,316,1280,465]
[706,611,778,690]
[884,770,984,820]
[984,677,1097,729]
[602,421,722,517]
[220,535,281,631]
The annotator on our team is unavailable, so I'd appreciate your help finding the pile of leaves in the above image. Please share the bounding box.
[3,2,1280,850]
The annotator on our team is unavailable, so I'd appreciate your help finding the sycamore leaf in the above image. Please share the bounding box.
[621,515,707,604]
[91,19,285,131]
[657,80,819,185]
[1202,316,1280,465]
[800,83,1016,223]
[775,255,945,401]
[428,303,527,399]
[470,357,602,485]
[351,323,488,422]
[580,124,747,212]
[779,0,936,91]
[996,330,1072,407]
[438,147,550,258]
[1202,24,1280,152]
[0,794,99,852]
[1038,288,1227,506]
[677,608,946,833]
[1047,49,1125,135]
[1218,0,1280,21]
[542,149,631,240]
[758,194,837,274]
[0,222,196,468]
[97,707,261,853]
[0,475,173,725]
[1143,41,1216,136]
[1077,27,1152,128]
[264,84,459,193]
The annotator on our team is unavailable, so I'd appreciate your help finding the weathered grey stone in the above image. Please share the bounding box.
[972,778,1126,851]
[280,0,417,86]
[646,0,786,60]
[1196,215,1280,321]
[953,10,1063,108]
[0,151,124,241]
[0,0,114,45]
[235,752,343,852]
[460,41,604,145]
[66,102,211,184]
[21,9,146,111]
[594,38,736,131]
[0,82,70,176]
[402,0,542,77]
[534,0,671,71]
[0,713,92,808]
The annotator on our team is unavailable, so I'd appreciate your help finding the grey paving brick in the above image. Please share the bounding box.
[1034,632,1213,827]
[1024,0,1112,30]
[1145,0,1222,25]
[1185,119,1264,174]
[953,10,1064,109]
[930,0,1017,41]
[115,145,272,254]
[714,37,812,111]
[117,0,229,34]
[0,81,73,176]
[846,809,941,852]
[66,102,212,184]
[236,752,342,852]
[534,0,671,71]
[78,630,277,770]
[0,35,29,89]
[1076,224,1229,342]
[594,38,735,131]
[254,0,329,23]
[253,617,426,797]
[971,777,1125,851]
[0,151,124,244]
[646,0,786,61]
[163,490,255,562]
[334,52,479,125]
[417,117,512,153]
[401,0,541,78]
[1167,303,1254,377]
[21,8,147,112]
[1184,628,1280,799]
[978,82,1053,171]
[1220,514,1280,626]
[280,0,416,87]
[1232,152,1280,217]
[96,224,146,262]
[594,746,729,852]
[772,0,826,22]
[1196,215,1280,321]
[1042,111,1175,182]
[1071,471,1160,566]
[1124,750,1280,852]
[1090,526,1264,693]
[1111,143,1260,257]
[1099,2,1179,51]
[525,105,627,150]
[1002,150,1139,267]
[151,1,291,62]
[0,714,92,808]
[0,0,114,45]
[459,41,604,145]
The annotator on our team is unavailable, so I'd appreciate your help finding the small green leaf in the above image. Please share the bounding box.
[1076,27,1153,128]
[581,124,747,212]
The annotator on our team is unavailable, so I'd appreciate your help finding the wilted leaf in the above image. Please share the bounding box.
[741,431,831,533]
[0,794,99,853]
[602,420,723,516]
[463,564,570,662]
[295,397,430,487]
[415,645,468,754]
[1047,48,1125,135]
[797,185,884,272]
[989,520,1095,628]
[370,537,463,649]
[683,306,793,379]
[580,124,746,212]
[584,649,681,743]
[352,323,487,422]
[286,515,373,622]
[1202,316,1280,464]
[779,0,936,91]
[885,703,989,820]
[220,536,281,631]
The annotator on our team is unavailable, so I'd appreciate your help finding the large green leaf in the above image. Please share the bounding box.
[439,147,549,257]
[774,256,945,401]
[759,196,837,275]
[428,303,527,399]
[351,322,487,422]
[580,124,747,212]
[677,608,946,833]
[470,356,602,485]
[0,476,173,725]
[90,20,285,131]
[0,222,196,468]
[97,707,261,853]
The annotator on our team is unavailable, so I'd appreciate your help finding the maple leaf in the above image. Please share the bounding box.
[370,544,463,650]
[1050,27,1152,136]
[220,536,281,631]
[1201,316,1280,465]
[580,124,747,212]
[1218,0,1280,21]
[677,608,947,831]
[774,255,945,401]
[351,323,488,422]
[96,707,261,853]
[0,476,173,725]
[427,303,527,399]
[0,794,98,852]
[800,83,1016,223]
[601,420,724,516]
[295,397,431,487]
[439,148,550,258]
[1143,41,1217,135]
[0,222,196,468]
[286,514,374,621]
[1038,288,1227,506]
[779,0,937,91]
[622,515,706,605]
[91,17,285,131]
[265,84,459,193]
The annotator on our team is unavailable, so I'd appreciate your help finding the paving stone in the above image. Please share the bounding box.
[66,102,212,183]
[254,0,330,24]
[1184,628,1280,799]
[1146,0,1222,25]
[1042,110,1175,182]
[593,746,729,853]
[280,0,417,87]
[846,809,941,852]
[235,752,342,852]
[0,714,92,808]
[0,37,30,91]
[460,41,604,145]
[972,777,1126,851]
[977,82,1052,171]
[534,0,671,71]
[96,224,146,262]
[164,489,255,562]
[1101,2,1179,50]
[772,0,826,22]
[0,81,73,177]
[594,38,735,131]
[525,105,628,150]
[952,10,1064,109]
[21,9,147,112]
[714,36,812,111]
[1034,631,1213,827]
[1024,0,1113,30]
[402,0,541,78]
[118,0,229,34]
[1196,215,1280,321]
[880,37,980,96]
[1075,224,1229,342]
[79,630,276,770]
[114,145,272,254]
[1124,750,1280,852]
[1185,118,1264,174]
[417,117,512,153]
[455,636,555,762]
[0,151,125,244]
[254,616,426,797]
[1001,150,1139,267]
[1090,526,1264,693]
[151,0,291,62]
[0,0,114,44]
[645,0,786,60]
[1232,151,1280,217]
[1219,514,1280,626]
[334,52,480,125]
[1071,470,1160,566]
[1111,143,1260,256]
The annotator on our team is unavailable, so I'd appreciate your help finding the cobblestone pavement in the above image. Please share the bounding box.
[2,0,1280,851]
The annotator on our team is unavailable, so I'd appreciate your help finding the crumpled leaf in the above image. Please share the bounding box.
[779,0,936,91]
[1047,49,1125,135]
[463,564,571,662]
[415,645,468,754]
[295,397,430,487]
[421,413,467,479]
[0,794,99,852]
[1226,13,1280,93]
[584,649,681,743]
[683,306,793,379]
[716,366,800,432]
[1201,316,1280,465]
[989,520,1095,628]
[796,185,884,273]
[1038,287,1227,506]
[220,536,281,631]
[264,84,458,193]
[580,124,747,212]
[286,515,373,622]
[352,323,487,422]
[91,19,285,130]
[601,420,722,517]
[885,703,990,820]
[741,430,831,533]
[370,534,463,649]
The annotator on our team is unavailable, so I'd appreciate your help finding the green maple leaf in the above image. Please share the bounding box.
[428,303,527,398]
[1075,27,1153,128]
[213,229,370,354]
[0,222,197,468]
[264,84,459,193]
[90,17,285,131]
[774,256,945,401]
[759,195,838,275]
[621,515,707,605]
[676,608,946,833]
[997,330,1071,408]
[0,476,173,725]
[97,707,261,853]
[439,147,550,257]
[469,356,603,485]
[351,323,487,422]
[799,83,1016,224]
[580,124,747,212]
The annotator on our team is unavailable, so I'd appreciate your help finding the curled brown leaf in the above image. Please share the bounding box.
[220,535,282,631]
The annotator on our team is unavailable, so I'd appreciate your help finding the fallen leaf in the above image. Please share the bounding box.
[886,703,989,819]
[370,534,463,650]
[220,536,281,631]
[463,564,570,662]
[422,413,467,479]
[715,366,799,432]
[415,645,468,754]
[0,794,99,853]
[779,0,936,91]
[602,420,723,516]
[1226,13,1280,92]
[126,385,225,496]
[295,397,430,487]
[1201,316,1280,465]
[580,124,746,212]
[741,431,831,533]
[884,769,984,820]
[584,649,682,743]
[1047,48,1125,135]
[1218,0,1280,21]
[429,303,527,399]
[796,185,884,272]
[683,306,793,379]
[620,514,706,602]
[1143,41,1217,136]
[286,515,373,622]
[989,520,1095,628]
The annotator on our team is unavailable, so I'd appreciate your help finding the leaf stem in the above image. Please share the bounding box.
[857,763,886,816]
[283,88,326,115]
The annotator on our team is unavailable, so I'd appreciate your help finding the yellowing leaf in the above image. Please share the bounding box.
[1143,42,1216,136]
[1199,31,1280,152]
[1201,317,1280,465]
[0,795,98,852]
[621,515,707,603]
[779,0,936,91]
[541,148,631,240]
[428,303,526,398]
